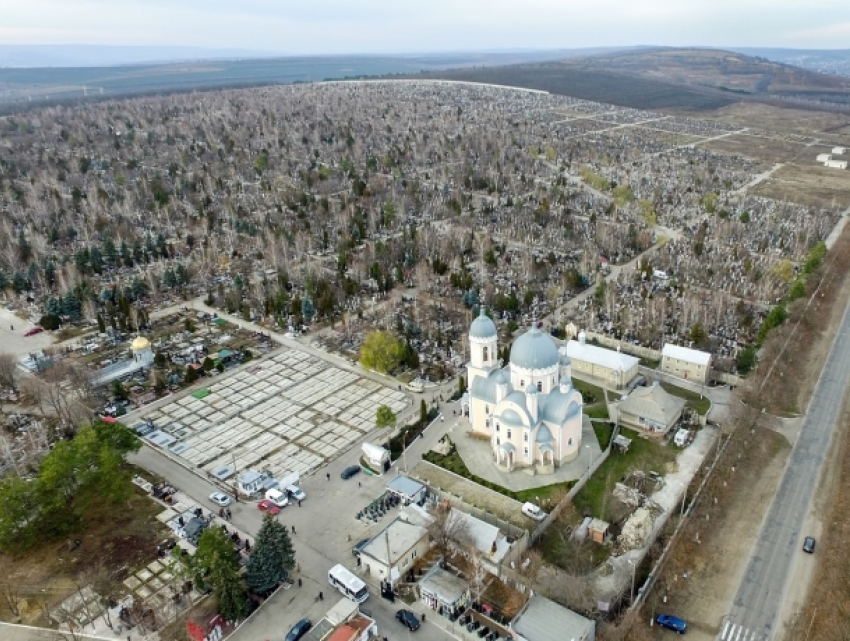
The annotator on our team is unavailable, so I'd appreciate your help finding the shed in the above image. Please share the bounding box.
[612,434,632,453]
[386,474,427,505]
[588,518,609,544]
[361,442,391,473]
[237,470,265,496]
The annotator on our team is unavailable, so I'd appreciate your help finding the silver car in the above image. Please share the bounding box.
[209,491,232,507]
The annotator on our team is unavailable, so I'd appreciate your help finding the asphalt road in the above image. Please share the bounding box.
[720,299,850,641]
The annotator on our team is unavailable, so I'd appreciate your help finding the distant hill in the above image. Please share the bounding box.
[419,47,850,112]
[0,48,622,108]
[0,45,277,68]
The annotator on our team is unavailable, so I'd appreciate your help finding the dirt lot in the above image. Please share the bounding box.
[0,487,169,626]
[705,102,850,139]
[699,133,812,164]
[750,163,850,209]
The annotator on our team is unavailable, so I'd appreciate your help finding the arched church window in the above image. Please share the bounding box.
[496,437,500,445]
[524,432,528,442]
[495,423,500,432]
[524,447,529,456]
[485,404,489,414]
[507,429,512,438]
[537,381,542,392]
[520,380,525,387]
[483,346,488,362]
[485,418,490,428]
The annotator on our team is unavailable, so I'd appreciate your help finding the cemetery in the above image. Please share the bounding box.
[137,347,411,481]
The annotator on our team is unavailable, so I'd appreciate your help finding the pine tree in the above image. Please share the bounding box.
[245,514,295,595]
[191,528,248,621]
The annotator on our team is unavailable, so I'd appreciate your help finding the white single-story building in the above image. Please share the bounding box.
[832,146,847,155]
[825,159,848,169]
[359,519,429,585]
[510,594,595,641]
[816,153,832,163]
[419,567,471,618]
[566,332,640,389]
[661,343,711,384]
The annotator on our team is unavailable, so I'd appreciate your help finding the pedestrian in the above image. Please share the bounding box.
[298,578,302,587]
[298,500,302,507]
[291,525,296,534]
[219,508,224,518]
[421,613,426,623]
[326,473,330,481]
[358,481,361,487]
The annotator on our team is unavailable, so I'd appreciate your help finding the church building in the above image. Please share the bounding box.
[466,309,584,474]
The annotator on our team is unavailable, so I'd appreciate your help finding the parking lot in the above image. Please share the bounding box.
[138,348,410,480]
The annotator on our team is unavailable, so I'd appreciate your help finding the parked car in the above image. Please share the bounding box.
[24,327,44,337]
[352,538,371,557]
[396,609,420,631]
[256,499,281,515]
[521,502,547,521]
[287,485,307,501]
[208,492,231,507]
[285,619,312,641]
[656,614,688,633]
[341,465,361,480]
[803,536,816,554]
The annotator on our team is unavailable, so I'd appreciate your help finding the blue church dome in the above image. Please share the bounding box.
[510,325,559,370]
[470,308,497,339]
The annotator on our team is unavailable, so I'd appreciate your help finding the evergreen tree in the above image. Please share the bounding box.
[245,514,296,595]
[301,296,315,323]
[191,527,248,621]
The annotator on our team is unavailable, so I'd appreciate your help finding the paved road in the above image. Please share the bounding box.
[719,297,850,641]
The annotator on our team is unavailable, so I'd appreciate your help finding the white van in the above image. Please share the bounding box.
[265,488,289,508]
[328,564,369,603]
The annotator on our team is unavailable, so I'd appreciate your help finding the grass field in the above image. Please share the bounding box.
[751,162,850,209]
[0,487,169,626]
[660,382,712,415]
[571,427,678,522]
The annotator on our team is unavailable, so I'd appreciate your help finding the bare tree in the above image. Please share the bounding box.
[0,353,19,393]
[427,501,472,566]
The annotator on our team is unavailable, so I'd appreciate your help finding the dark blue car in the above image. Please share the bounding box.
[285,619,312,641]
[657,614,687,633]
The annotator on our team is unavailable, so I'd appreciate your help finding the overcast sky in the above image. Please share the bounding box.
[1,0,848,53]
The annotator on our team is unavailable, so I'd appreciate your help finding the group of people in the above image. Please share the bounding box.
[219,507,232,520]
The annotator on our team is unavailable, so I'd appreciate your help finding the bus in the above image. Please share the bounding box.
[328,564,369,603]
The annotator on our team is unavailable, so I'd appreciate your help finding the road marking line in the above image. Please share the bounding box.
[721,621,731,640]
[728,623,738,641]
[732,625,743,641]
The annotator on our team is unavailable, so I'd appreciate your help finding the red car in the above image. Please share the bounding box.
[257,499,281,515]
[24,327,44,337]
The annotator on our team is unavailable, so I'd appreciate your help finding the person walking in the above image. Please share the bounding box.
[326,473,330,481]
[291,525,296,534]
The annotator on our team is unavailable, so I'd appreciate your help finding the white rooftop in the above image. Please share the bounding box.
[662,343,711,366]
[511,594,594,641]
[447,508,511,563]
[360,519,427,565]
[566,340,639,372]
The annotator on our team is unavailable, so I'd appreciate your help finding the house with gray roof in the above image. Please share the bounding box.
[613,382,686,435]
[466,309,585,474]
[510,594,595,641]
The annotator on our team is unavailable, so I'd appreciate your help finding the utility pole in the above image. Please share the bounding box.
[385,530,394,597]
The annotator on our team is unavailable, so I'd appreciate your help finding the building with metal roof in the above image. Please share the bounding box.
[466,310,585,474]
[510,594,595,641]
[613,382,686,435]
[566,332,639,389]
